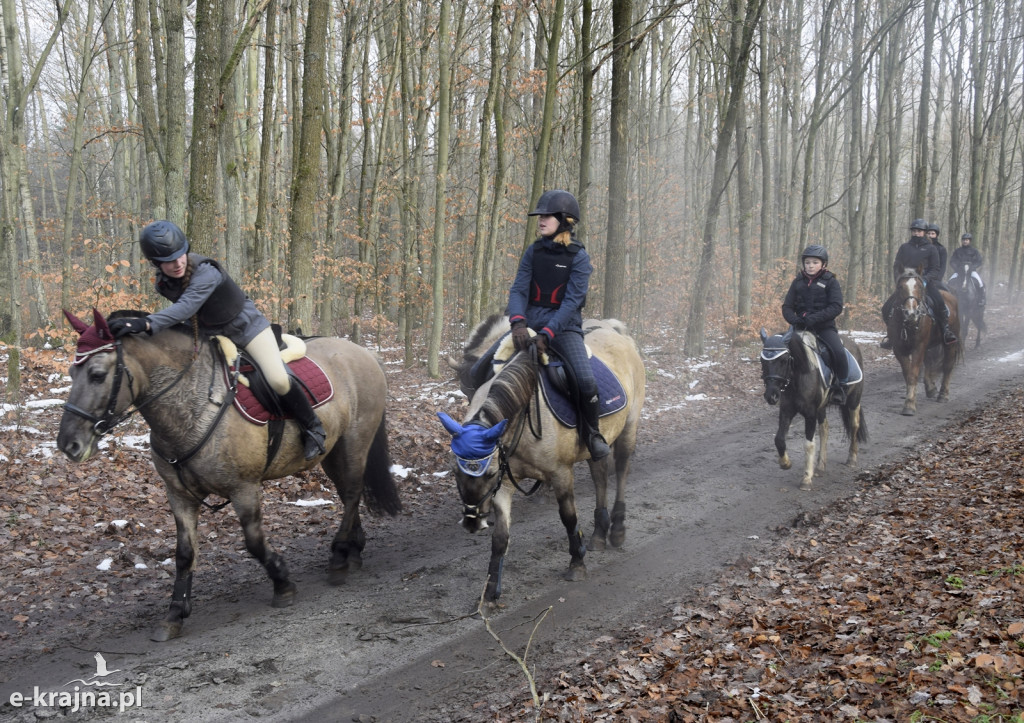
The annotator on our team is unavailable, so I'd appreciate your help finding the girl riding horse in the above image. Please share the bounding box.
[782,244,850,403]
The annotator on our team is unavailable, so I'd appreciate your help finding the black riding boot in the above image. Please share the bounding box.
[281,383,327,460]
[879,297,894,349]
[582,395,611,461]
[978,285,987,307]
[937,308,957,345]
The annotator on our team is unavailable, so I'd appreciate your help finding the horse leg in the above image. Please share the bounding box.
[231,486,297,608]
[800,414,817,490]
[774,410,793,470]
[553,473,586,582]
[151,491,200,642]
[482,486,513,606]
[815,414,829,476]
[321,449,368,585]
[608,446,632,548]
[587,458,610,551]
[899,355,920,416]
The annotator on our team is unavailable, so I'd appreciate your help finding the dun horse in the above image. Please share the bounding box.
[886,270,962,415]
[952,262,986,349]
[57,309,401,641]
[441,315,645,605]
[759,328,868,490]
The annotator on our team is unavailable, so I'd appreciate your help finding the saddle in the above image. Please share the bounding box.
[474,330,627,429]
[213,332,334,425]
[799,331,863,389]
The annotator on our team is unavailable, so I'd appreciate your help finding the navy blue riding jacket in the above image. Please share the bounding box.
[507,236,592,340]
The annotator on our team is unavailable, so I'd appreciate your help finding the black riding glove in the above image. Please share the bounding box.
[510,321,531,352]
[535,333,549,354]
[108,317,150,338]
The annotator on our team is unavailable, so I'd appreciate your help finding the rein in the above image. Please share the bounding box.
[150,342,238,512]
[459,348,546,521]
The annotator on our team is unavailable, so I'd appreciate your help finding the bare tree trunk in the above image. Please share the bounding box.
[684,0,764,356]
[287,0,328,333]
[523,0,565,251]
[911,0,935,216]
[163,0,187,223]
[427,0,451,377]
[602,0,632,318]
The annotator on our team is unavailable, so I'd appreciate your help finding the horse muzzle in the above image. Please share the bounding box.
[460,504,490,532]
[763,388,780,406]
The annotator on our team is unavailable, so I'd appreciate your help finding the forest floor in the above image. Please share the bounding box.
[0,306,1022,721]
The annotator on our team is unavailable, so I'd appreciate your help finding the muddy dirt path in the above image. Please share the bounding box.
[3,313,1023,722]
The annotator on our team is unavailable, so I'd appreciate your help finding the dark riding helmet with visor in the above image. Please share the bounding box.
[529,190,581,234]
[801,244,828,266]
[909,218,928,231]
[927,222,940,236]
[140,220,189,264]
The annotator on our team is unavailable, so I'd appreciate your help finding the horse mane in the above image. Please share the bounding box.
[462,314,508,362]
[472,351,537,427]
[788,332,815,375]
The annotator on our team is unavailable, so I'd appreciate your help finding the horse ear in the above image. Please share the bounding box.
[92,308,114,340]
[63,309,89,335]
[759,327,768,343]
[782,328,793,343]
[482,419,508,442]
[436,412,464,438]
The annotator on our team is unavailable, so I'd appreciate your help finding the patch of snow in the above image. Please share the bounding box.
[286,499,333,507]
[96,558,113,571]
[390,464,414,479]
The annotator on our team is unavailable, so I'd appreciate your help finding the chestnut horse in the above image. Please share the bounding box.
[57,309,400,641]
[886,270,962,415]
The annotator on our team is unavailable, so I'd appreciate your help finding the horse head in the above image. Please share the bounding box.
[57,309,137,462]
[759,327,793,405]
[437,412,508,532]
[896,270,926,329]
[450,314,512,397]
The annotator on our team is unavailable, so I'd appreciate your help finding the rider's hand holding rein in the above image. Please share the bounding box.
[109,317,151,338]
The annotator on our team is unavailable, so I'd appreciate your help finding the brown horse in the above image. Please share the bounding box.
[886,270,962,415]
[57,309,400,641]
[441,315,645,606]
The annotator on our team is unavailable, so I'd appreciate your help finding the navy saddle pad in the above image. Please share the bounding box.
[540,356,628,428]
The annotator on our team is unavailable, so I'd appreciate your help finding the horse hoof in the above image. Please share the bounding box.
[779,458,792,470]
[327,567,349,586]
[609,528,626,548]
[799,481,813,491]
[272,583,297,608]
[589,535,607,551]
[563,565,588,582]
[150,621,182,642]
[901,406,916,416]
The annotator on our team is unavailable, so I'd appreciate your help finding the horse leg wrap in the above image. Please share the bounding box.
[265,552,292,593]
[169,574,193,619]
[568,525,587,561]
[485,557,504,601]
[593,507,611,539]
[610,501,627,547]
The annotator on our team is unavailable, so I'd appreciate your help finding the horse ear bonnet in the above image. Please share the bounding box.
[65,309,116,365]
[437,413,508,459]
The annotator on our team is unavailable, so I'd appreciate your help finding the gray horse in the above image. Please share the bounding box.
[57,309,400,641]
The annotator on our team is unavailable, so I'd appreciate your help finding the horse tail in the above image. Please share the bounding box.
[361,411,402,516]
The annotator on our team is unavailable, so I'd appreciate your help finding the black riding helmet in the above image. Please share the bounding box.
[801,244,828,266]
[140,220,189,263]
[927,222,941,236]
[528,190,581,230]
[961,233,973,242]
[909,218,928,231]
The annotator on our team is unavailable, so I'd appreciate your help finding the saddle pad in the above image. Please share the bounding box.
[814,346,863,387]
[540,356,628,428]
[227,357,334,425]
